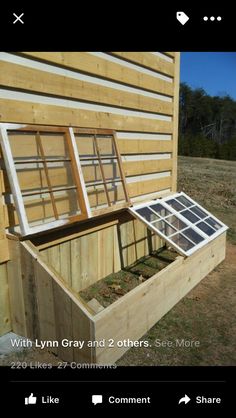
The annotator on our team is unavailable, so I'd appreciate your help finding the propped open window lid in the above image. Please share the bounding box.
[0,123,130,236]
[0,123,227,258]
[129,192,228,256]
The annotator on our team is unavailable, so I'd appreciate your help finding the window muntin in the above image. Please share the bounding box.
[129,192,228,256]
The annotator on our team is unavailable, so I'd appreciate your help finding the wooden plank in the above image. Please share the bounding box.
[0,99,173,134]
[98,226,114,278]
[22,240,94,313]
[70,230,112,293]
[79,232,99,291]
[128,176,172,197]
[94,233,226,364]
[21,52,174,97]
[92,202,128,217]
[59,241,71,286]
[118,139,172,154]
[110,52,175,77]
[134,219,149,259]
[119,219,139,267]
[113,225,121,272]
[20,243,40,340]
[0,61,173,115]
[37,219,118,250]
[33,261,57,355]
[47,245,60,274]
[71,236,81,293]
[53,223,122,293]
[71,300,94,363]
[0,262,11,335]
[172,52,180,192]
[164,52,175,58]
[123,159,172,176]
[52,281,73,361]
[21,241,94,362]
[87,298,104,314]
[7,239,27,335]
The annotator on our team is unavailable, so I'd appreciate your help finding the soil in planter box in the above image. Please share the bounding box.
[79,247,178,309]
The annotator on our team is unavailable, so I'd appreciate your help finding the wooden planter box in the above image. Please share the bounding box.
[7,220,226,364]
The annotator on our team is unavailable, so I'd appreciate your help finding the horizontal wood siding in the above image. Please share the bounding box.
[0,51,179,228]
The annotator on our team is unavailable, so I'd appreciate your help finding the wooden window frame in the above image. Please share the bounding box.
[0,123,130,236]
[73,128,130,217]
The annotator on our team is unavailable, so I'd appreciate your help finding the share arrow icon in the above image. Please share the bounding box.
[178,394,191,405]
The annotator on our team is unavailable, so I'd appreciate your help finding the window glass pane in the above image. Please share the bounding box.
[181,209,199,223]
[130,192,227,257]
[176,195,193,207]
[149,203,171,218]
[171,234,194,251]
[136,207,160,222]
[152,220,177,236]
[190,206,208,219]
[197,221,216,236]
[165,214,187,230]
[166,199,185,211]
[182,228,204,244]
[96,136,116,157]
[204,217,222,230]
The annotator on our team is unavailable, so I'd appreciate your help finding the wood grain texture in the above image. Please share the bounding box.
[0,99,172,134]
[118,139,172,154]
[123,159,172,176]
[94,232,226,363]
[128,176,172,197]
[0,262,11,335]
[110,52,174,76]
[20,240,94,362]
[0,61,173,115]
[7,239,26,336]
[20,52,174,96]
[44,224,121,292]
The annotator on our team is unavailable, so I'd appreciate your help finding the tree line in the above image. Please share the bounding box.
[178,83,236,160]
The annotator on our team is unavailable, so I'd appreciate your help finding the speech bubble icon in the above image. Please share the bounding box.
[92,395,103,405]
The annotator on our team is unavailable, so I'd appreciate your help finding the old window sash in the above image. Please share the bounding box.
[129,192,228,256]
[73,128,130,216]
[0,124,130,236]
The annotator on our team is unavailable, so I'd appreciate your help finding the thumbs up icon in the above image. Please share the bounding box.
[25,393,37,405]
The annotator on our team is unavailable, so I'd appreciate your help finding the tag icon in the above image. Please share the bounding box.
[176,11,189,25]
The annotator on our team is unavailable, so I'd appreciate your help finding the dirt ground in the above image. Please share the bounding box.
[1,156,236,366]
[79,248,178,309]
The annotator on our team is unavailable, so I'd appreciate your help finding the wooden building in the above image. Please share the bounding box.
[0,52,226,363]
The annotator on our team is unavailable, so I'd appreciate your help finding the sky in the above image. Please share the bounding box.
[180,52,236,100]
